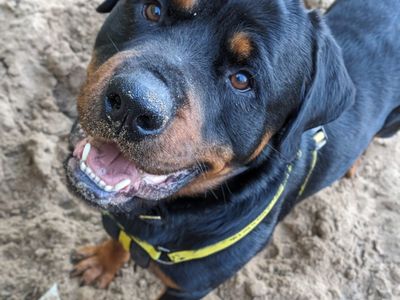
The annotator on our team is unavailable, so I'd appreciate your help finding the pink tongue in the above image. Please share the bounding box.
[83,140,140,187]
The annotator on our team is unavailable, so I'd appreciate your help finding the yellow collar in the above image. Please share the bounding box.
[109,127,326,265]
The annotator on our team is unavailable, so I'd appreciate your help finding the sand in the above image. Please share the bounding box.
[0,0,399,299]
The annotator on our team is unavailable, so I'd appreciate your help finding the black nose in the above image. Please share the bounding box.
[104,72,174,140]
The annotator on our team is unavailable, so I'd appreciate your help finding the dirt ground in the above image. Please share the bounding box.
[0,0,399,299]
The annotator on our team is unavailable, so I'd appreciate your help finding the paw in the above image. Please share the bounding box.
[70,239,130,289]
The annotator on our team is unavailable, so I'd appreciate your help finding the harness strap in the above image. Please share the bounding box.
[165,165,293,263]
[111,164,293,264]
[298,126,327,197]
[105,126,327,265]
[119,230,162,261]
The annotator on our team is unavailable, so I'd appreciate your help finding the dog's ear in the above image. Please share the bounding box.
[279,11,355,161]
[96,0,119,13]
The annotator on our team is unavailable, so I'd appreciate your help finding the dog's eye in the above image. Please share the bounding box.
[230,71,252,91]
[144,3,162,22]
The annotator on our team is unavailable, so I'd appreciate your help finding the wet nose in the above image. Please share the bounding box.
[104,71,174,140]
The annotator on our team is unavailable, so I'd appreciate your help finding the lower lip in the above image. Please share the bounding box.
[67,153,200,207]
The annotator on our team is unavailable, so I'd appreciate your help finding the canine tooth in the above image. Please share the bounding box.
[105,185,113,192]
[80,162,87,172]
[143,174,168,185]
[114,179,131,192]
[82,143,91,162]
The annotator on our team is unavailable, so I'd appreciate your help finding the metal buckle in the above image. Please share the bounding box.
[139,215,162,221]
[155,246,176,265]
[157,246,171,253]
[312,126,328,151]
[155,258,176,265]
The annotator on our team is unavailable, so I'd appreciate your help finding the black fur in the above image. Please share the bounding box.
[279,10,356,161]
[96,0,119,13]
[79,0,400,298]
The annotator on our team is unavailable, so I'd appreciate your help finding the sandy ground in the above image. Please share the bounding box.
[0,0,399,299]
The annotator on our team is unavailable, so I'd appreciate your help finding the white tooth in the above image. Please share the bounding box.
[80,162,87,172]
[94,177,101,184]
[89,173,96,180]
[105,186,113,192]
[114,179,131,192]
[99,181,106,188]
[144,174,168,185]
[82,143,91,162]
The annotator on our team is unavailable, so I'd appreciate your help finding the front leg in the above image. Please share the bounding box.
[70,239,130,288]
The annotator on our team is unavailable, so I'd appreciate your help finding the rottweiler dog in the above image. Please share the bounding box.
[66,0,400,299]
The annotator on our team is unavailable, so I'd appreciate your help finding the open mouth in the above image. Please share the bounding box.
[66,124,199,209]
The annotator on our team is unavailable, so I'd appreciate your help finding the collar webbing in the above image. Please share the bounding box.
[117,164,293,265]
[114,127,327,265]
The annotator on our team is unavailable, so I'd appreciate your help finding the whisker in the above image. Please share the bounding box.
[194,157,207,175]
[107,33,120,53]
[209,188,219,200]
[224,182,233,196]
[265,143,292,163]
[220,185,227,204]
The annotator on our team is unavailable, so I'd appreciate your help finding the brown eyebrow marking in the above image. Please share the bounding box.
[172,0,197,11]
[230,32,253,60]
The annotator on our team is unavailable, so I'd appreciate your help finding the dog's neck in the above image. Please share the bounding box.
[107,127,326,254]
[112,149,294,250]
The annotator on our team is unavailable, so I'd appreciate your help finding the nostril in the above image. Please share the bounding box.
[104,73,173,140]
[105,93,122,113]
[136,114,165,133]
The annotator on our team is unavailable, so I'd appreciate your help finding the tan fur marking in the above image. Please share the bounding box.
[345,157,362,179]
[176,165,233,197]
[178,132,272,196]
[247,132,272,162]
[86,54,98,79]
[230,32,253,59]
[173,0,197,11]
[149,262,180,290]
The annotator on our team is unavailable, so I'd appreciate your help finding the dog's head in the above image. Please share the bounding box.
[67,0,355,212]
